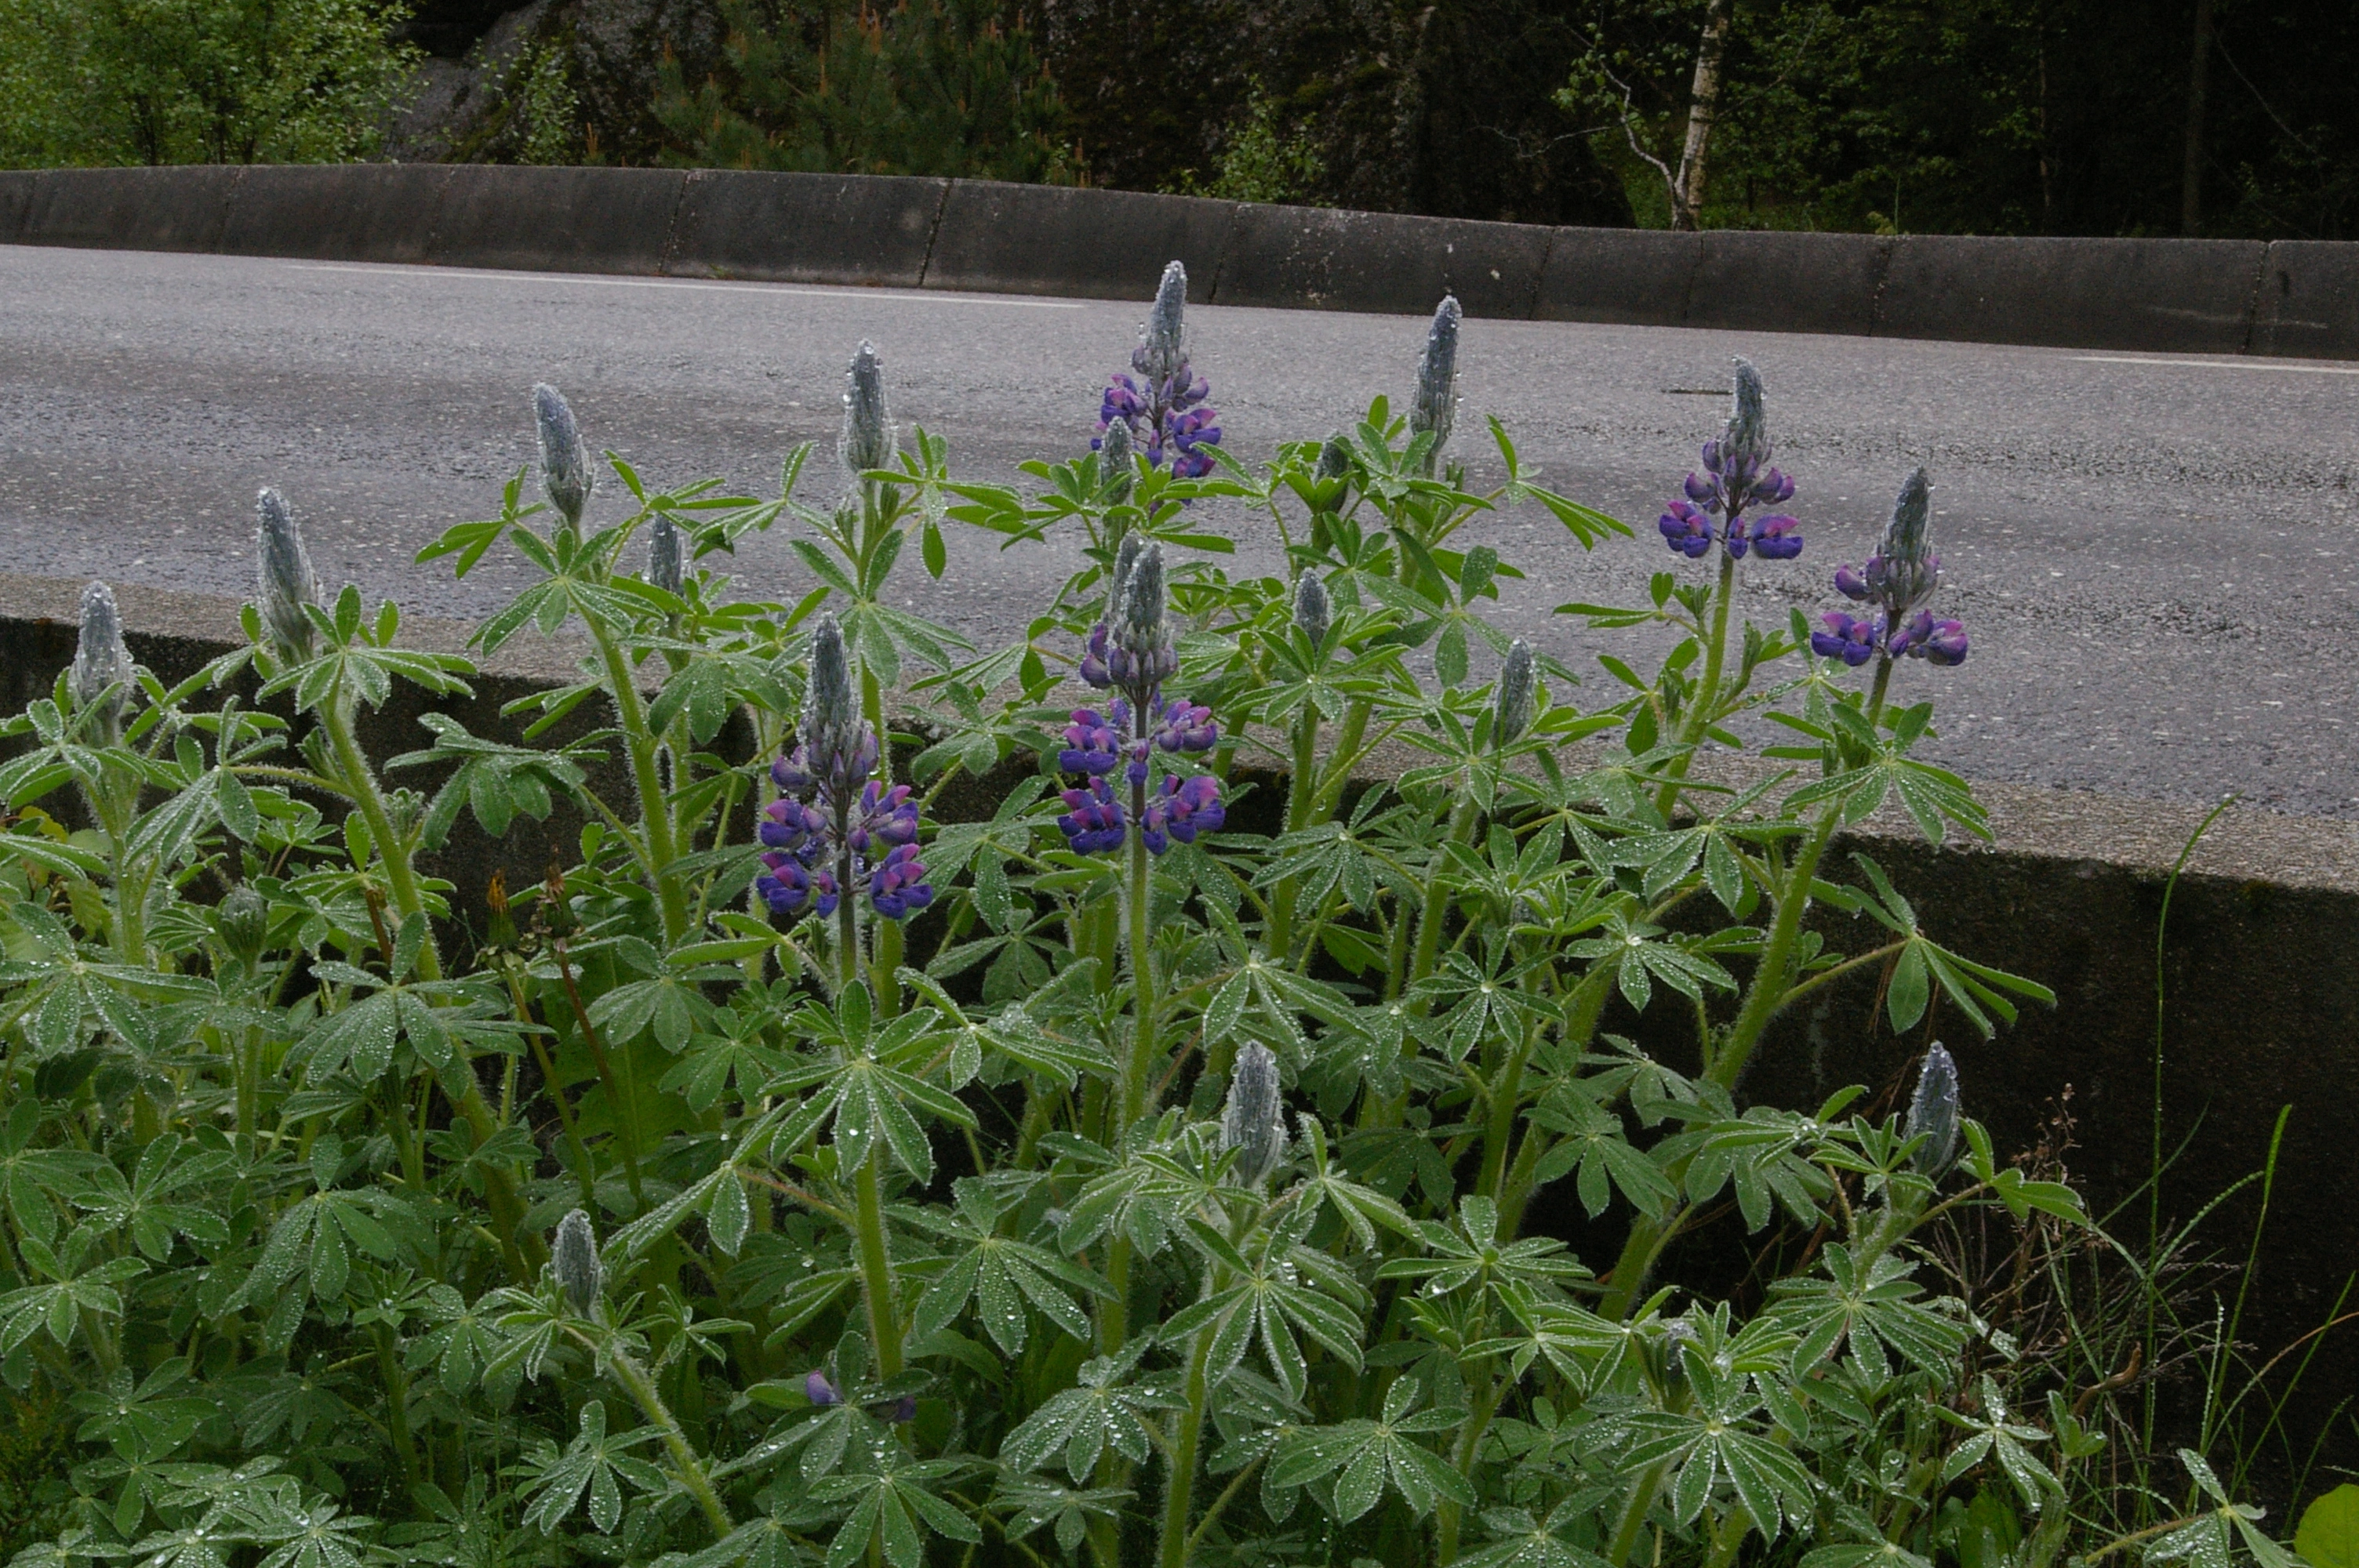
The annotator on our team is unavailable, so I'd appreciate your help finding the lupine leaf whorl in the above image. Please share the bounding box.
[71,580,132,732]
[551,1207,604,1314]
[255,487,319,662]
[1905,1041,1961,1177]
[840,342,896,476]
[533,383,591,528]
[1220,1040,1287,1186]
[1494,639,1535,746]
[1293,571,1330,648]
[1136,260,1188,385]
[1411,295,1462,457]
[1724,358,1770,470]
[1098,417,1134,505]
[648,512,685,597]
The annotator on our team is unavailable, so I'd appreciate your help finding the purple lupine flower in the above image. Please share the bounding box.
[886,1394,918,1424]
[1094,261,1223,478]
[757,854,840,918]
[1810,612,1882,667]
[868,843,934,919]
[1666,360,1804,561]
[1659,500,1714,557]
[1834,469,1946,626]
[1151,696,1217,754]
[1819,470,1966,670]
[1889,611,1968,666]
[760,797,827,853]
[1061,707,1125,775]
[755,616,929,920]
[1058,779,1128,855]
[1140,773,1224,854]
[807,1371,841,1406]
[1078,622,1114,688]
[845,781,921,854]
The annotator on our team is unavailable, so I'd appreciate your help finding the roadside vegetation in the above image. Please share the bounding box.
[2,266,2351,1568]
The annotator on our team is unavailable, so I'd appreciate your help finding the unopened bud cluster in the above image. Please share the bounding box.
[1059,543,1226,857]
[1096,261,1223,480]
[1658,359,1803,561]
[756,618,934,921]
[1811,468,1969,668]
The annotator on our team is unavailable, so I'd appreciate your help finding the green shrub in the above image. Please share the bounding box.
[0,0,417,168]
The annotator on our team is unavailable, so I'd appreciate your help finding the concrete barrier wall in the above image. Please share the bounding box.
[2,163,2352,358]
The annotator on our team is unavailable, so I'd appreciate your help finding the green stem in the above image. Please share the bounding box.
[854,1152,903,1378]
[1403,796,1479,1009]
[1600,658,1899,1320]
[600,1338,733,1540]
[1652,550,1738,821]
[553,938,646,1209]
[1268,701,1321,959]
[1157,1323,1217,1568]
[1434,1360,1506,1564]
[373,1323,422,1497]
[1121,793,1158,1131]
[587,619,688,944]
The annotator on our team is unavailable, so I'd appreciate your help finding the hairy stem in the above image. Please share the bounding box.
[601,1338,733,1540]
[854,1152,903,1378]
[587,619,688,944]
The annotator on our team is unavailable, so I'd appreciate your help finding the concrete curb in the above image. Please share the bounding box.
[4,169,2359,358]
[2,164,2353,359]
[2,566,2354,1440]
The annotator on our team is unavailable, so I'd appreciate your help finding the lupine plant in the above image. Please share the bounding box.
[0,270,2292,1568]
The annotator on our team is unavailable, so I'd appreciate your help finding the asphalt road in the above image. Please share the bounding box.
[2,244,2355,816]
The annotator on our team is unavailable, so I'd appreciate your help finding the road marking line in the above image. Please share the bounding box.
[2074,354,2359,376]
[285,262,1088,309]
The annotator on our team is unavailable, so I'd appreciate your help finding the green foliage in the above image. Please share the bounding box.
[1561,0,2359,238]
[0,0,418,168]
[2296,1485,2359,1568]
[0,307,2294,1568]
[1174,83,1328,205]
[652,0,1070,180]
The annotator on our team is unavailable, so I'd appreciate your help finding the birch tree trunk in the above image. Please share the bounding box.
[1671,0,1734,230]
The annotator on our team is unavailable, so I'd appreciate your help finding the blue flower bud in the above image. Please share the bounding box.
[533,384,592,528]
[256,488,318,662]
[1411,295,1461,465]
[840,342,896,476]
[1905,1042,1961,1178]
[1293,572,1330,648]
[1220,1040,1286,1187]
[551,1208,603,1314]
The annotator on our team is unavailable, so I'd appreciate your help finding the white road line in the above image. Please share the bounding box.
[2074,354,2359,376]
[285,262,1088,309]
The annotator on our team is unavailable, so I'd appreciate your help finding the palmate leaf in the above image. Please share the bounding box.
[514,1401,665,1536]
[1266,1377,1474,1523]
[1843,855,2055,1037]
[903,1178,1108,1355]
[808,1450,982,1568]
[1768,1243,1972,1382]
[999,1341,1180,1483]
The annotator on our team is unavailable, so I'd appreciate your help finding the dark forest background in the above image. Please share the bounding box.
[0,0,2351,238]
